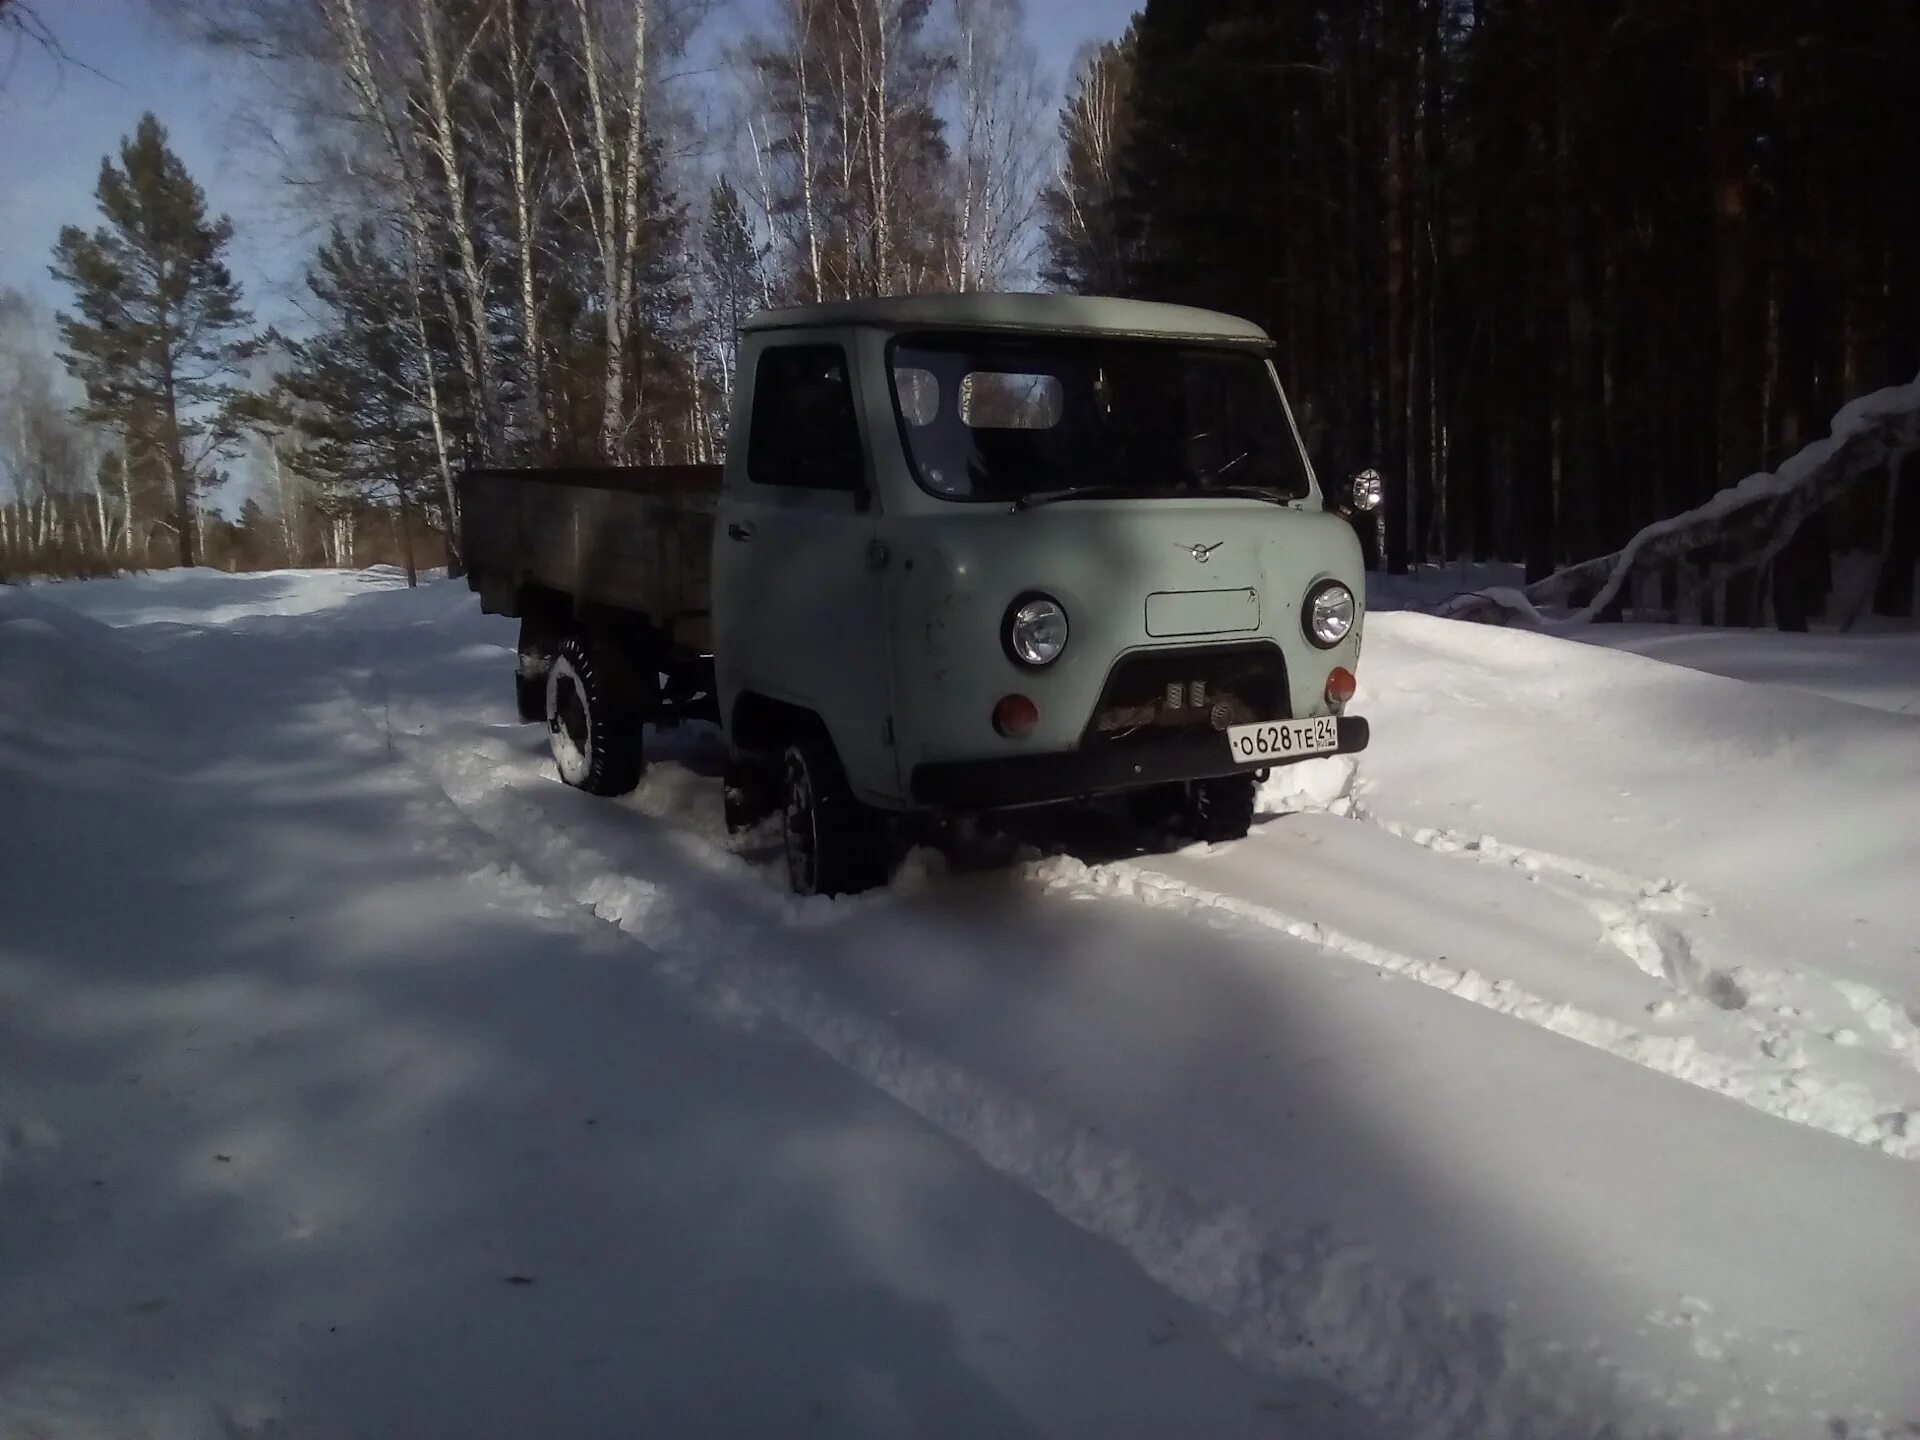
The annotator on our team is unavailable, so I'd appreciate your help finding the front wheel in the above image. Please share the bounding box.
[1127,773,1257,844]
[1189,773,1256,843]
[781,732,891,897]
[546,634,645,797]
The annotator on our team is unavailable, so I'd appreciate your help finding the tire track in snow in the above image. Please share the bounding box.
[1034,852,1919,1161]
[1369,818,1712,914]
[1358,814,1920,1098]
[337,694,1708,1440]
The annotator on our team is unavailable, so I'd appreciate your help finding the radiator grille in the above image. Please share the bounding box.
[1083,642,1290,743]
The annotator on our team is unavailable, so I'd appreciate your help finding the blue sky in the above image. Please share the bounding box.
[0,0,1140,327]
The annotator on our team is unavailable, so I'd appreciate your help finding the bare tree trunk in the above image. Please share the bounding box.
[955,19,977,289]
[411,0,502,456]
[744,115,782,307]
[402,245,461,572]
[268,441,296,565]
[504,0,546,455]
[91,456,109,559]
[322,0,491,468]
[117,443,135,559]
[568,0,650,462]
[834,46,860,296]
[781,8,826,301]
[949,0,1041,292]
[866,0,893,293]
[162,365,196,568]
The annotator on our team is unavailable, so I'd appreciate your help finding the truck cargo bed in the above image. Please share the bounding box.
[460,465,721,653]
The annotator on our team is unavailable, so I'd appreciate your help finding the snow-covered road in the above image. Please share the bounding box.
[3,568,1916,1439]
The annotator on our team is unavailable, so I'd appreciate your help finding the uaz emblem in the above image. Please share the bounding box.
[1183,542,1224,564]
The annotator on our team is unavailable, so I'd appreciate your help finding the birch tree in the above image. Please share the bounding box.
[946,0,1045,291]
[741,0,951,301]
[1041,33,1137,294]
[406,0,505,458]
[553,0,654,460]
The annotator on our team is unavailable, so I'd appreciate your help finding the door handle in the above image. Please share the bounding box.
[727,521,755,542]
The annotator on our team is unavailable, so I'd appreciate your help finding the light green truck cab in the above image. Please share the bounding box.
[713,295,1374,893]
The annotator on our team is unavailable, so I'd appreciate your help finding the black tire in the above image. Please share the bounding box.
[545,634,644,797]
[780,729,891,897]
[1130,774,1257,843]
[1189,773,1257,843]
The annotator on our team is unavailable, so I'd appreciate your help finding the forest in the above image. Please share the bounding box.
[2,0,1916,627]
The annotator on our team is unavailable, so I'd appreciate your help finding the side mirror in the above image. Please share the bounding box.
[1328,467,1384,517]
[1348,468,1384,512]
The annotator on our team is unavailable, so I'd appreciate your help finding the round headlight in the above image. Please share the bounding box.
[1305,582,1355,648]
[1006,595,1069,667]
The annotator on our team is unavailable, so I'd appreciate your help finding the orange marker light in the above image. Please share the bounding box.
[993,694,1040,738]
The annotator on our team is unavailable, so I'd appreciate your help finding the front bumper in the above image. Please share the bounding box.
[910,715,1370,811]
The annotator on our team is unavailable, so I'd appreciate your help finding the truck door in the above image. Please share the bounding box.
[712,336,900,805]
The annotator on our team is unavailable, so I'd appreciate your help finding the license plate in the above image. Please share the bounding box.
[1226,716,1340,765]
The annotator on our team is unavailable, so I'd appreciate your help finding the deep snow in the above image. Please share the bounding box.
[2,567,1916,1440]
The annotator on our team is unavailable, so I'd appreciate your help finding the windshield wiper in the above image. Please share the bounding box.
[1011,485,1143,512]
[1202,485,1295,506]
[1012,482,1298,512]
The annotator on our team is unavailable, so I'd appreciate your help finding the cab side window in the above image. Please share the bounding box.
[747,345,863,491]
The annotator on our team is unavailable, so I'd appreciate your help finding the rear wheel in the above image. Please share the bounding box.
[545,634,645,797]
[781,731,891,897]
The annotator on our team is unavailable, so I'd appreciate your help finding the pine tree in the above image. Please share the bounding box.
[232,495,270,569]
[277,225,438,587]
[50,113,259,569]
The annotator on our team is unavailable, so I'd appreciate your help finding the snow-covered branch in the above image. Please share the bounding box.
[1441,374,1920,627]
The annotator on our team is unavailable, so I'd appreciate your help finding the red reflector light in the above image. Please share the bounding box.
[1325,667,1358,706]
[993,694,1040,738]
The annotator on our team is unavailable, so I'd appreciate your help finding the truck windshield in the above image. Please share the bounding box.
[889,334,1313,505]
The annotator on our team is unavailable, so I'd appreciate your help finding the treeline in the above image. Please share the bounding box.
[9,0,1918,627]
[0,118,455,584]
[1045,0,1920,617]
[176,0,1045,557]
[4,0,1046,584]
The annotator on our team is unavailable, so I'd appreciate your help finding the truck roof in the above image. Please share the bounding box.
[740,293,1273,348]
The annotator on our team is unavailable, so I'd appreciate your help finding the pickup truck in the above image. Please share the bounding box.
[461,294,1376,896]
